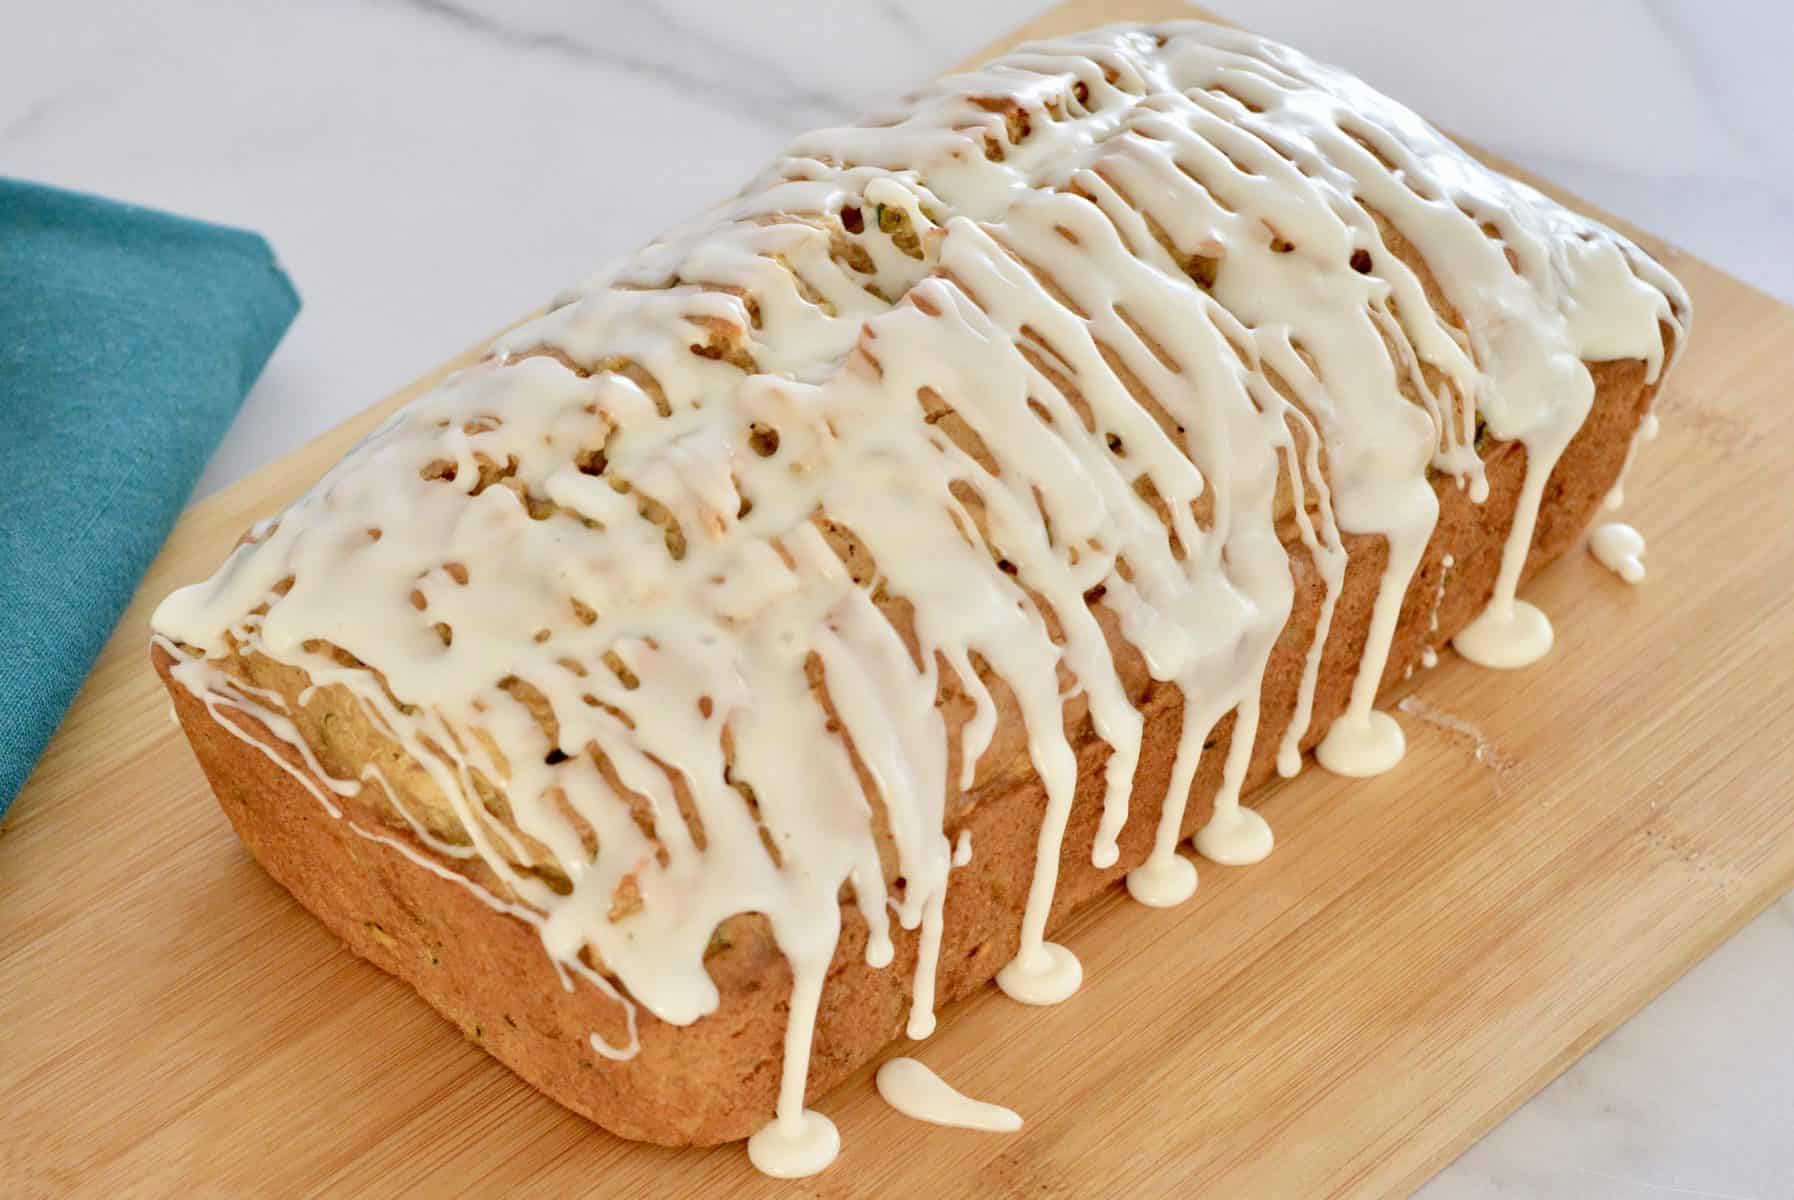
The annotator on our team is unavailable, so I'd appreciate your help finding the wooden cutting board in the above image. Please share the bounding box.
[6,2,1792,1196]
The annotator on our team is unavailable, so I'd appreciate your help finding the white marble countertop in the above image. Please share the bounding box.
[4,1,1790,1195]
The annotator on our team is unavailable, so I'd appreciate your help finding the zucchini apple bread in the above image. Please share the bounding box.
[151,20,1688,1178]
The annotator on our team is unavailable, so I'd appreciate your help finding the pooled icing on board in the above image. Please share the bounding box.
[876,1057,1024,1133]
[1590,522,1647,583]
[152,21,1686,1177]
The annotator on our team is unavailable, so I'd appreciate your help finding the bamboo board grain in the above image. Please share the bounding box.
[6,1,1794,1195]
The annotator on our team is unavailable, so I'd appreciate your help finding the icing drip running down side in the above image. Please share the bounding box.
[151,20,1688,1178]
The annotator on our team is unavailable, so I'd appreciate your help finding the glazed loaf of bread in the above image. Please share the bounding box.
[151,21,1687,1176]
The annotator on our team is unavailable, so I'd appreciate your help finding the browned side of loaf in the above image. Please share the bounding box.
[153,353,1655,1147]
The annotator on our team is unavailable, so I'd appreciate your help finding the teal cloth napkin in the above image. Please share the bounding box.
[0,179,299,815]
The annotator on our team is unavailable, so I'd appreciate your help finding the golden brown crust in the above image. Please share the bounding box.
[153,352,1655,1147]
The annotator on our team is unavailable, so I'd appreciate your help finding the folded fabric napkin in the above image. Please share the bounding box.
[0,179,299,816]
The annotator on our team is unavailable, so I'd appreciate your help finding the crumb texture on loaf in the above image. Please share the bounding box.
[150,19,1687,1166]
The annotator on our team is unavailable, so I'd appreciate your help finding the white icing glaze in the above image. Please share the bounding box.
[1419,551,1453,669]
[1590,522,1646,583]
[1192,803,1273,866]
[747,1108,840,1178]
[1453,598,1554,669]
[149,21,1687,1176]
[1315,708,1406,777]
[1125,850,1197,907]
[952,830,973,867]
[1605,411,1659,510]
[876,1057,1024,1132]
[995,940,1083,1006]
